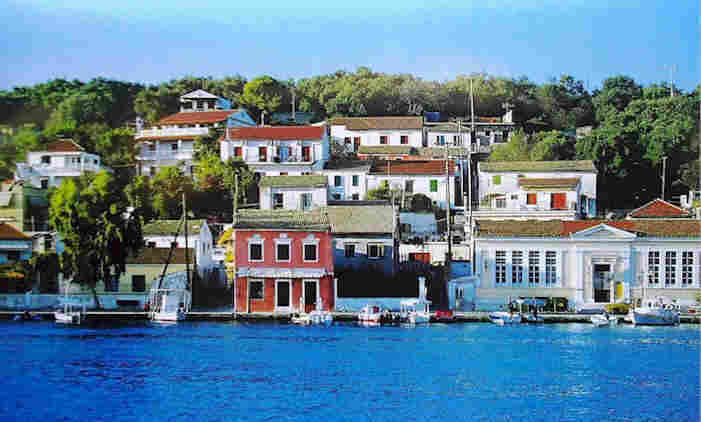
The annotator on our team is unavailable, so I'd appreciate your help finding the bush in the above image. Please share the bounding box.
[605,303,631,315]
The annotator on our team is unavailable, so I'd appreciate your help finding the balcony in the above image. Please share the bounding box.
[138,127,210,138]
[136,149,195,161]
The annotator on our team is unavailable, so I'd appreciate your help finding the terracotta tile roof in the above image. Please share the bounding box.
[259,175,328,188]
[357,145,414,155]
[0,223,30,240]
[331,116,423,130]
[518,178,581,189]
[480,160,597,173]
[44,139,84,153]
[475,219,701,238]
[234,209,330,230]
[126,247,188,265]
[370,160,455,176]
[156,111,233,126]
[135,135,200,144]
[327,205,394,234]
[628,199,691,218]
[222,126,325,141]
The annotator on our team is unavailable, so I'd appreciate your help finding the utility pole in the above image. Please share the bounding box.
[661,156,668,200]
[469,78,476,276]
[183,192,190,291]
[665,65,676,98]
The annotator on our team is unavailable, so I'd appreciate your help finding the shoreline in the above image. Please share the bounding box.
[2,311,699,324]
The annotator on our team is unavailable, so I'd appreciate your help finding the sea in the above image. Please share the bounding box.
[0,320,698,422]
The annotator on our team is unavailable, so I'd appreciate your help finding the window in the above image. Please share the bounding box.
[512,252,523,284]
[404,180,413,194]
[400,135,408,145]
[495,251,506,284]
[276,243,290,262]
[510,194,518,200]
[352,193,359,200]
[492,175,501,185]
[682,251,694,285]
[148,144,156,152]
[249,280,264,300]
[234,146,242,157]
[648,251,660,285]
[430,180,438,193]
[485,130,491,136]
[334,175,342,187]
[332,193,341,200]
[439,136,445,145]
[352,175,359,186]
[41,156,50,164]
[380,135,388,145]
[300,193,312,211]
[302,146,311,161]
[45,236,53,251]
[259,147,267,162]
[147,241,156,248]
[249,243,263,262]
[665,251,676,286]
[132,275,146,292]
[170,143,178,152]
[368,244,384,259]
[273,193,283,209]
[279,172,288,176]
[495,196,506,209]
[345,244,355,258]
[40,179,49,189]
[344,137,351,145]
[453,135,460,145]
[527,193,537,205]
[528,251,540,284]
[304,244,318,262]
[545,251,556,284]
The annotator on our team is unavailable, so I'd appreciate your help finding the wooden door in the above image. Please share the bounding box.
[276,280,290,311]
[304,280,317,313]
[551,192,566,210]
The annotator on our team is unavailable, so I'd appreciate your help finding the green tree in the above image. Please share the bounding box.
[239,76,285,121]
[194,152,255,216]
[592,75,642,121]
[489,130,530,161]
[150,166,195,218]
[529,130,576,161]
[49,171,147,307]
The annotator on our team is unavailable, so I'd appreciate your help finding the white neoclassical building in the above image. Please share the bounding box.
[469,219,701,311]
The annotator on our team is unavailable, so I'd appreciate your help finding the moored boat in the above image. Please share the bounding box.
[400,298,431,324]
[630,297,680,326]
[358,304,382,323]
[590,313,618,327]
[488,311,521,325]
[54,302,86,325]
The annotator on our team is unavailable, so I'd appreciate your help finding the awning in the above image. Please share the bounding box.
[236,267,329,278]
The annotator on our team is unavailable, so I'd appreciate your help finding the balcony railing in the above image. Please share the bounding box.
[138,127,209,137]
[137,150,195,161]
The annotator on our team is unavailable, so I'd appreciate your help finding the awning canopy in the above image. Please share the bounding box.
[236,267,329,278]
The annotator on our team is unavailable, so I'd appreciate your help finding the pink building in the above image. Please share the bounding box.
[233,209,334,313]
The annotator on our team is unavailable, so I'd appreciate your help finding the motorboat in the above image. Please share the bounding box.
[431,310,455,322]
[630,297,680,326]
[13,311,41,321]
[292,297,333,326]
[400,298,431,324]
[488,311,521,325]
[54,302,86,325]
[590,313,618,327]
[151,290,187,323]
[358,304,382,323]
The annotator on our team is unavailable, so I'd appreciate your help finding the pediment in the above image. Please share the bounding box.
[570,224,636,239]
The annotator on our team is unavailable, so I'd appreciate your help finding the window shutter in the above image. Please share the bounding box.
[379,245,385,257]
[493,175,501,185]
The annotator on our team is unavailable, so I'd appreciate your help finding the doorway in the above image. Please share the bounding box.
[275,280,291,312]
[593,264,611,303]
[303,280,318,313]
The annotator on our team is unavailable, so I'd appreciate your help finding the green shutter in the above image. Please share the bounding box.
[493,175,501,185]
[430,180,438,192]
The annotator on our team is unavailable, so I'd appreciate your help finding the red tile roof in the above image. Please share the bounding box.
[44,139,84,153]
[475,219,701,238]
[222,126,325,141]
[628,199,691,218]
[370,160,455,176]
[0,223,30,240]
[156,111,233,126]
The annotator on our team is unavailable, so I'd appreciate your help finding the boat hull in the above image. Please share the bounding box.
[152,311,187,322]
[631,310,679,326]
[406,312,431,324]
[590,315,618,327]
[488,312,521,325]
[54,312,83,325]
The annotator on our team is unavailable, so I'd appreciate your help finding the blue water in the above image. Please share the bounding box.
[0,321,698,422]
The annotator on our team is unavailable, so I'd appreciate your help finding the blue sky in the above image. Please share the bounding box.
[2,0,698,91]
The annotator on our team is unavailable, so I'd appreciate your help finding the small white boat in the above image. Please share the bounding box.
[590,314,618,327]
[293,297,333,325]
[151,292,187,322]
[54,303,86,325]
[523,313,545,324]
[358,304,382,323]
[630,297,680,326]
[400,298,431,324]
[488,311,521,325]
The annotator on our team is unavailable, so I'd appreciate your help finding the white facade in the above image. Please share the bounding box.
[474,223,701,311]
[143,221,215,275]
[331,126,424,152]
[260,186,328,211]
[323,168,370,201]
[368,174,456,210]
[16,148,105,189]
[136,138,199,177]
[220,139,327,175]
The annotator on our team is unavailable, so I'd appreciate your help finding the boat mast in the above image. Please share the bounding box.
[183,192,190,290]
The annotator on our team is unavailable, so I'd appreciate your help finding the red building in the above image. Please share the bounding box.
[233,209,334,313]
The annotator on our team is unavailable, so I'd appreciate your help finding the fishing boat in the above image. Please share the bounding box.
[629,297,680,326]
[488,311,522,325]
[400,298,431,324]
[358,304,382,323]
[292,298,333,326]
[590,313,618,327]
[54,302,86,325]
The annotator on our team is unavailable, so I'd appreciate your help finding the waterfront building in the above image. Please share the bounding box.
[233,209,334,313]
[321,160,372,201]
[472,160,597,221]
[219,125,329,177]
[330,116,424,158]
[0,222,32,264]
[141,219,218,279]
[367,160,457,210]
[327,203,396,277]
[135,90,255,177]
[472,219,701,310]
[259,175,328,211]
[14,139,107,189]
